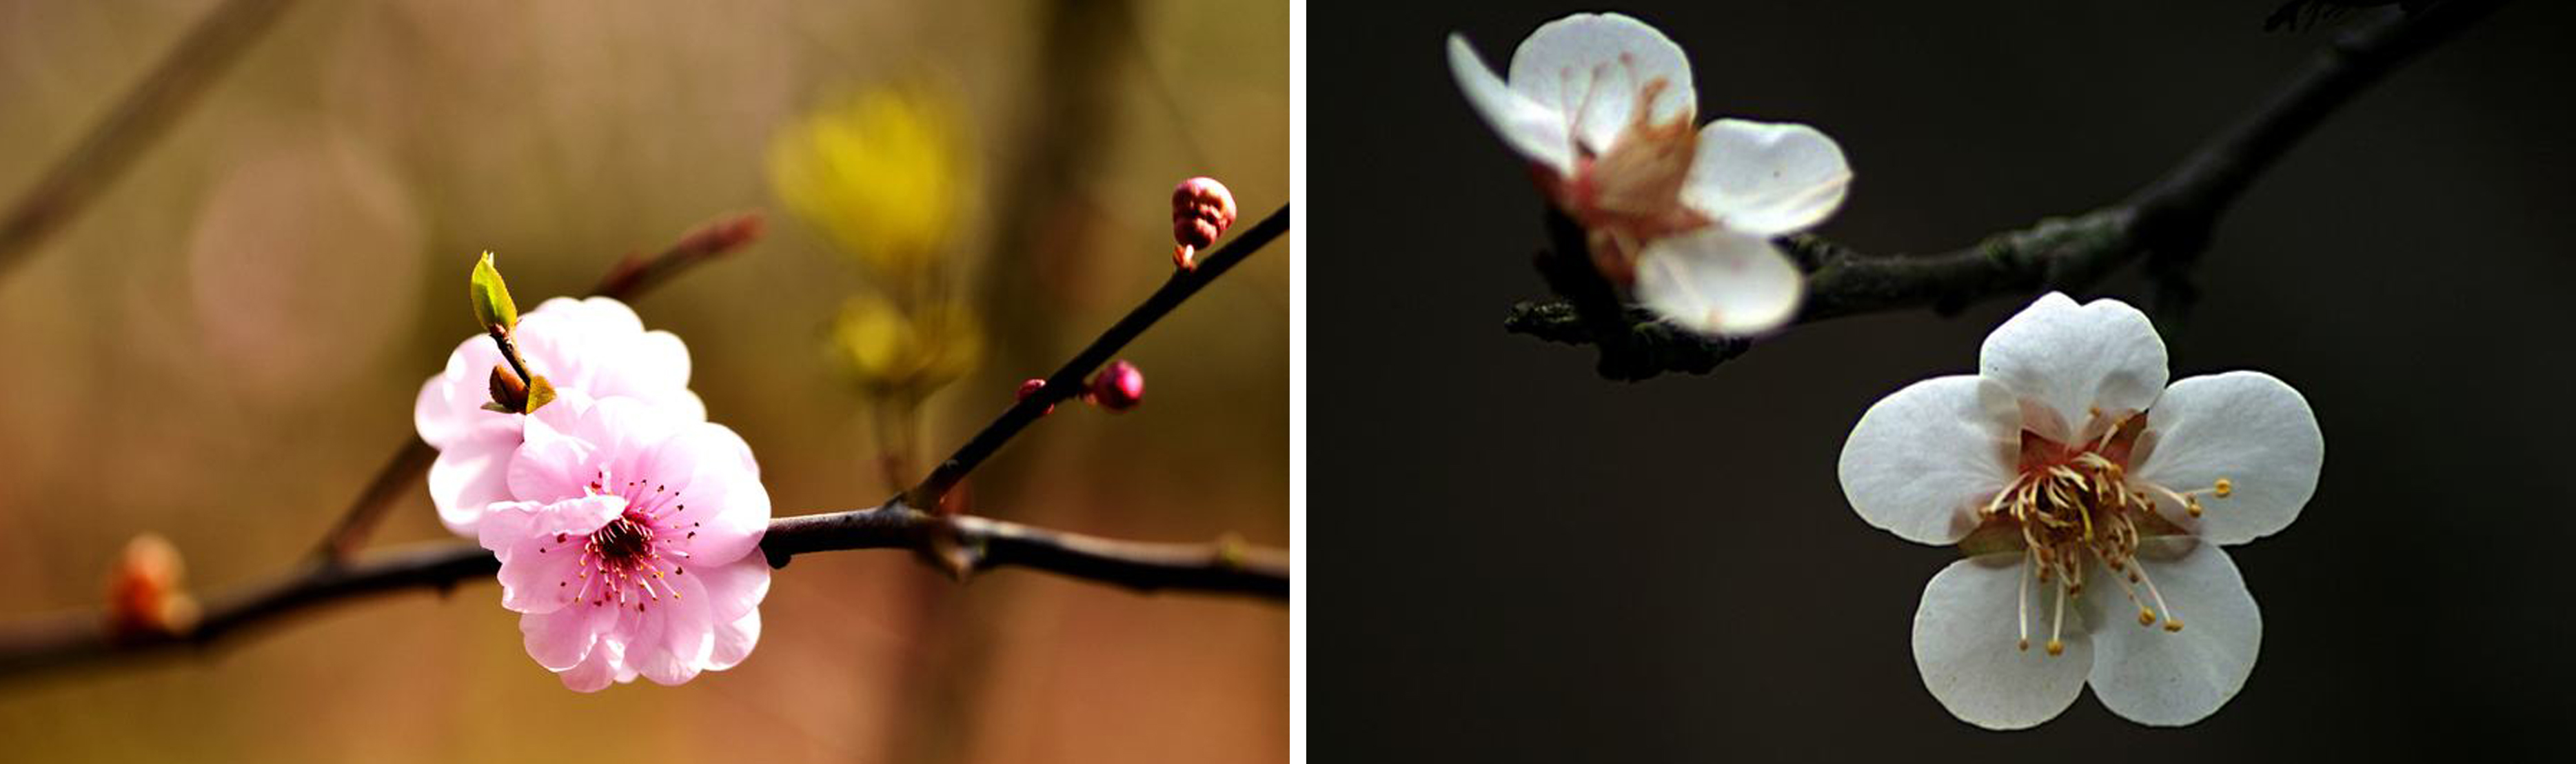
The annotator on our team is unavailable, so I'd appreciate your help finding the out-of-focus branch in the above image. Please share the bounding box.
[587,213,767,301]
[307,212,766,563]
[1507,1,2504,380]
[0,503,1286,685]
[0,0,301,281]
[910,203,1291,505]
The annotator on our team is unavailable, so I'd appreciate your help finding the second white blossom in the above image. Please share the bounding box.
[1447,12,1852,336]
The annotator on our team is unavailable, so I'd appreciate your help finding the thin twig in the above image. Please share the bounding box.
[307,212,767,563]
[910,203,1291,505]
[1506,1,2503,379]
[0,0,301,281]
[0,503,1286,685]
[588,212,767,300]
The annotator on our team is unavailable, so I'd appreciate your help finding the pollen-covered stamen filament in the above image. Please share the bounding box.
[547,487,698,610]
[2149,477,2235,519]
[2016,549,2033,652]
[2099,554,2159,627]
[1995,416,2199,654]
[2046,575,2067,656]
[2133,562,2183,632]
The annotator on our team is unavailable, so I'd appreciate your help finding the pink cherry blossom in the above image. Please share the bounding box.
[416,296,705,535]
[476,394,770,692]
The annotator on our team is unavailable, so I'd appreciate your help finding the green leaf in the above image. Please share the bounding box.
[469,252,518,331]
[523,374,558,414]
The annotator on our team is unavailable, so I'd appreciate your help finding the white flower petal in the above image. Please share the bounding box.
[624,330,707,422]
[1840,375,2021,545]
[2134,372,2322,545]
[520,600,615,672]
[507,408,598,505]
[2080,539,2261,727]
[1448,34,1576,176]
[413,334,507,448]
[631,572,715,687]
[1913,554,2093,730]
[1978,292,2169,441]
[691,554,774,624]
[554,627,626,692]
[1685,119,1852,236]
[707,609,761,672]
[1506,12,1694,157]
[1631,228,1803,336]
[428,426,518,535]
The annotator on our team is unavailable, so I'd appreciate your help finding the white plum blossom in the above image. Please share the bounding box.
[1838,292,2322,729]
[1447,12,1852,336]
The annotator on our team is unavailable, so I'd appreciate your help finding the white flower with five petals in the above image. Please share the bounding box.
[1838,292,2323,729]
[1447,12,1852,336]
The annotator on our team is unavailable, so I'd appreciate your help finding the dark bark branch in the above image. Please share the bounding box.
[307,212,766,563]
[911,203,1291,504]
[3,503,1286,685]
[0,0,301,281]
[1507,1,2503,380]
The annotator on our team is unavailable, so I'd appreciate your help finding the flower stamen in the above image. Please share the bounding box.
[1989,412,2220,652]
[2046,578,2067,657]
[2017,549,2034,652]
[2133,563,2184,632]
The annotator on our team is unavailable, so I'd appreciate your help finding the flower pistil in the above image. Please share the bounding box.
[545,472,704,613]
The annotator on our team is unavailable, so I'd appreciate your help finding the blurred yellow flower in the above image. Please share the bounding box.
[830,293,982,398]
[767,87,971,277]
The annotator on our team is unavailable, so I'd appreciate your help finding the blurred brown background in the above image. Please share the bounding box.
[0,0,1286,761]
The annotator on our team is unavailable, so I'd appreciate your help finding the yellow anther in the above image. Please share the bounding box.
[2045,639,2065,656]
[2186,496,2204,518]
[2138,609,2156,627]
[2163,619,2184,633]
[2213,478,2234,498]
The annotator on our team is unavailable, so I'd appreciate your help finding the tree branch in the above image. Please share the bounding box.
[911,203,1290,505]
[1506,1,2503,380]
[0,503,1285,685]
[0,0,302,281]
[307,212,767,563]
[18,203,1297,686]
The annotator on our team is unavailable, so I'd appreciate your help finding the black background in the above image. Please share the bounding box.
[1314,1,2575,759]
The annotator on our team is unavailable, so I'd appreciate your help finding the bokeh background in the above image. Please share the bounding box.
[1318,0,2571,760]
[0,1,1285,761]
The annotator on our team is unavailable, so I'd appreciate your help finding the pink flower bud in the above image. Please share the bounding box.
[1170,177,1238,270]
[106,534,199,638]
[1016,378,1056,416]
[1087,360,1145,412]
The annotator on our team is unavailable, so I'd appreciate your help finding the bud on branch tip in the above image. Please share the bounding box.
[107,534,199,638]
[1170,177,1237,270]
[468,252,518,332]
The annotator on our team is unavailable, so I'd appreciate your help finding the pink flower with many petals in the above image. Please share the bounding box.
[416,296,705,536]
[477,394,771,692]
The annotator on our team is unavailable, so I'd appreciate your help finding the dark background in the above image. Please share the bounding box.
[1315,1,2574,759]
